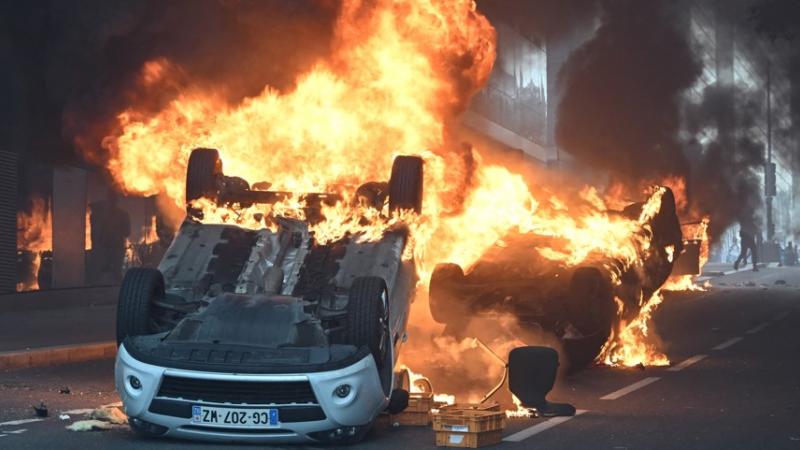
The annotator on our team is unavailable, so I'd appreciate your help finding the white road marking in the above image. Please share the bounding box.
[503,410,588,442]
[713,337,743,350]
[746,322,770,334]
[668,354,708,372]
[773,311,789,321]
[62,408,94,415]
[5,429,26,434]
[600,377,661,400]
[0,419,43,427]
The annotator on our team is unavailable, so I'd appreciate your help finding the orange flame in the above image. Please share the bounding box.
[598,292,669,367]
[16,198,53,292]
[83,0,687,384]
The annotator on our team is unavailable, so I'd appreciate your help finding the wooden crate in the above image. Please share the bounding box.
[435,430,503,448]
[432,409,505,434]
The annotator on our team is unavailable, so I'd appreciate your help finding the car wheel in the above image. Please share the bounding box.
[116,268,165,346]
[185,148,223,207]
[388,155,423,213]
[428,263,466,324]
[346,277,389,369]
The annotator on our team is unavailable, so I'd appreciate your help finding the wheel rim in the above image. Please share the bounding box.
[378,289,389,362]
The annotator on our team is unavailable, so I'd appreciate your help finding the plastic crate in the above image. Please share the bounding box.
[433,409,505,433]
[435,430,503,448]
[407,392,434,413]
[438,402,501,413]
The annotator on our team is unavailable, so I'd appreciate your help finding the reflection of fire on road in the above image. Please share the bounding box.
[81,0,709,398]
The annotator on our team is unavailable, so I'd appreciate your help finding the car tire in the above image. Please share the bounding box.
[116,268,165,346]
[186,148,222,206]
[388,155,423,213]
[346,277,389,369]
[428,263,466,324]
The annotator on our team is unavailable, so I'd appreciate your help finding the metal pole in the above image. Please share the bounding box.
[766,60,774,241]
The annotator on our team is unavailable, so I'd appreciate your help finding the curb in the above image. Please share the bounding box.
[0,341,117,371]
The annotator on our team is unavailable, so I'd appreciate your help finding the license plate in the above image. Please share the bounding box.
[191,405,279,428]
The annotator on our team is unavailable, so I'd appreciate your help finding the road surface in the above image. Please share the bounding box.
[1,266,799,449]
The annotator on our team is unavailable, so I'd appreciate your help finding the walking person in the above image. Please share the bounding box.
[734,221,759,271]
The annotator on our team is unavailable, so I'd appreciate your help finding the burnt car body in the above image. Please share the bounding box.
[115,148,422,444]
[428,188,684,369]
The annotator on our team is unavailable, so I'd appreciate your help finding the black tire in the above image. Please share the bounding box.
[346,277,389,368]
[116,268,165,346]
[388,155,423,213]
[428,263,466,324]
[186,148,222,206]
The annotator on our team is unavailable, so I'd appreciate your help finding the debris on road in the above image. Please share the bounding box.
[33,402,48,417]
[59,386,71,394]
[66,420,118,432]
[58,414,70,421]
[65,404,128,432]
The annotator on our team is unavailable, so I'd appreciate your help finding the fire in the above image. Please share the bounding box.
[17,197,53,292]
[401,365,455,405]
[82,0,691,386]
[663,217,711,292]
[505,395,534,419]
[598,291,670,367]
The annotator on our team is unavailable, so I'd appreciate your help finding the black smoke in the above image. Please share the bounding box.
[556,0,700,183]
[554,0,789,239]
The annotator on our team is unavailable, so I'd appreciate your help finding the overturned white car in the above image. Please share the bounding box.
[114,148,422,443]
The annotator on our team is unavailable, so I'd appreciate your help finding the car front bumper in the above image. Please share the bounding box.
[115,344,388,443]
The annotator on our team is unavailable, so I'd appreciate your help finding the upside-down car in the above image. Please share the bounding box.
[115,148,422,443]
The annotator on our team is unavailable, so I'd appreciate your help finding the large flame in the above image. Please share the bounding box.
[17,197,53,292]
[85,0,684,382]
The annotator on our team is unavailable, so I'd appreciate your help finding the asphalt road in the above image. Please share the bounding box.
[1,266,799,449]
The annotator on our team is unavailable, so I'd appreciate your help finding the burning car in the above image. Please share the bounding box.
[427,187,684,369]
[114,148,422,443]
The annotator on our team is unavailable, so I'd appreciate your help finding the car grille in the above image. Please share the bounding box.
[156,376,318,405]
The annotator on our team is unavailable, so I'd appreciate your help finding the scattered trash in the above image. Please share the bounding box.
[33,402,48,418]
[774,280,787,285]
[58,414,70,421]
[89,406,127,425]
[66,420,117,432]
[59,387,71,395]
[65,404,127,432]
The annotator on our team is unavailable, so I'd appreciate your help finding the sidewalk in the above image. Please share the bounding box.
[0,286,119,370]
[697,262,782,284]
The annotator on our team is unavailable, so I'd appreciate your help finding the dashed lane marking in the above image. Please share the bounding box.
[600,377,661,400]
[667,354,708,372]
[746,322,770,334]
[0,419,43,427]
[713,337,743,350]
[4,429,26,434]
[773,311,789,321]
[503,410,588,442]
